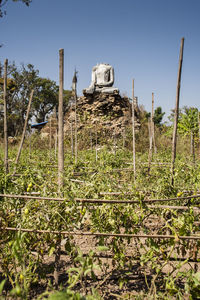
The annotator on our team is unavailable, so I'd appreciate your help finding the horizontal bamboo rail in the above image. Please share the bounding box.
[28,250,200,263]
[1,226,200,240]
[0,193,64,201]
[75,254,200,263]
[100,192,133,196]
[148,205,200,211]
[140,162,171,165]
[100,190,199,196]
[1,193,200,204]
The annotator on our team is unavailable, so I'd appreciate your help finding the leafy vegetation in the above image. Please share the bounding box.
[0,62,72,137]
[0,121,200,299]
[153,106,165,126]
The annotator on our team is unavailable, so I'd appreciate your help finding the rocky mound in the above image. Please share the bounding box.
[41,92,140,138]
[64,92,140,134]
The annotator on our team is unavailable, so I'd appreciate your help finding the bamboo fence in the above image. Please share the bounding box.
[1,226,200,240]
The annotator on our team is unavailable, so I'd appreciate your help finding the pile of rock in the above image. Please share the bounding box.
[64,92,140,135]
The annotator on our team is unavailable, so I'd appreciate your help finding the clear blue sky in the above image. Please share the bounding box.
[1,0,200,121]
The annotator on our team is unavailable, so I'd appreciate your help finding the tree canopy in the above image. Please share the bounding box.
[0,0,32,17]
[0,62,72,137]
[153,106,165,126]
[178,106,198,136]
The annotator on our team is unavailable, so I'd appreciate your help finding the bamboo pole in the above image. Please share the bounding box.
[13,90,34,173]
[1,226,200,240]
[90,128,93,150]
[95,122,98,162]
[55,129,57,160]
[73,73,78,164]
[29,132,32,161]
[113,130,116,156]
[69,122,73,156]
[148,117,153,174]
[191,131,195,164]
[132,79,136,181]
[171,38,184,185]
[58,49,64,190]
[49,118,52,160]
[74,102,78,164]
[1,192,200,204]
[3,59,8,174]
[56,49,65,287]
[122,126,126,148]
[151,92,157,153]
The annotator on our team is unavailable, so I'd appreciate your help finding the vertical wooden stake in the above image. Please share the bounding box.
[132,79,136,182]
[13,90,34,174]
[58,49,64,190]
[4,59,8,174]
[113,130,116,156]
[49,118,52,160]
[55,129,58,160]
[55,49,64,288]
[151,92,157,154]
[74,91,78,164]
[171,37,185,185]
[123,126,126,148]
[191,131,195,164]
[90,128,93,150]
[95,122,98,162]
[72,69,78,164]
[29,132,32,161]
[148,117,153,175]
[70,122,74,156]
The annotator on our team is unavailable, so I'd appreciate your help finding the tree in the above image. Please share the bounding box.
[0,0,31,17]
[178,106,198,135]
[0,62,73,136]
[32,77,58,123]
[0,63,38,136]
[8,63,38,135]
[177,106,198,161]
[153,106,165,126]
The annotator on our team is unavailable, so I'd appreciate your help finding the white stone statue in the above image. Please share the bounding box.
[83,63,119,94]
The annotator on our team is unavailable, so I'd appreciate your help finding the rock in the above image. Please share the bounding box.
[64,92,140,135]
[41,92,140,139]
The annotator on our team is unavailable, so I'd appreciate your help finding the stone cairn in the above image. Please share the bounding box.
[64,92,140,136]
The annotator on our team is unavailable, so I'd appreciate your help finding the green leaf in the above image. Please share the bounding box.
[48,246,55,256]
[0,279,6,294]
[97,246,109,252]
